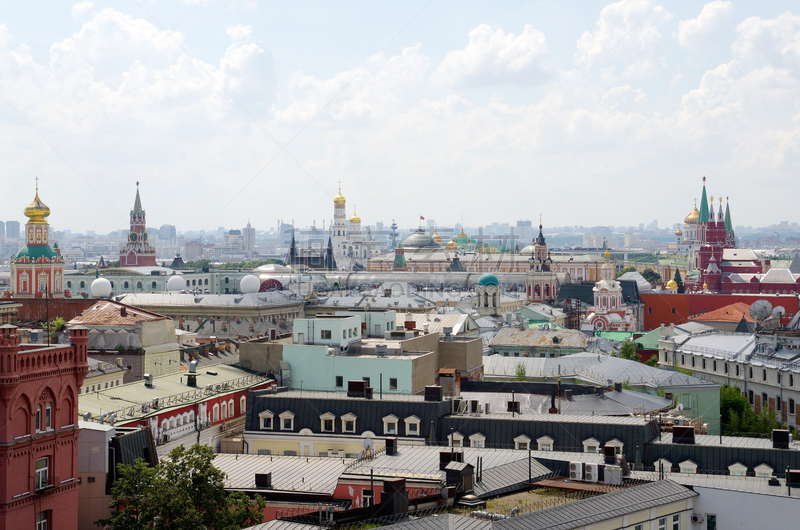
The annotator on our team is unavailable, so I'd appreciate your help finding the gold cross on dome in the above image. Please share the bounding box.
[34,176,39,191]
[539,213,542,224]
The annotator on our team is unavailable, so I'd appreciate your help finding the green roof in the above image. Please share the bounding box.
[478,273,500,287]
[698,182,709,223]
[634,328,662,350]
[594,331,635,342]
[13,244,60,261]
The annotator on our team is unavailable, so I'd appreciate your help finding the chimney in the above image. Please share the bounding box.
[120,306,128,317]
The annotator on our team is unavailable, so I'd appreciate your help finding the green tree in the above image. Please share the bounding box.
[641,268,662,284]
[645,356,659,367]
[719,385,784,435]
[97,444,265,530]
[615,266,636,279]
[514,362,527,381]
[619,341,637,360]
[672,269,685,293]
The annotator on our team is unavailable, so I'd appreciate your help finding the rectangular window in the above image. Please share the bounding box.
[386,423,396,435]
[344,420,355,433]
[36,406,41,433]
[323,419,334,432]
[648,307,652,314]
[748,390,754,404]
[389,378,397,390]
[335,376,343,388]
[36,511,48,530]
[671,308,676,314]
[658,517,667,530]
[257,449,272,455]
[261,417,272,430]
[635,525,643,530]
[45,404,52,430]
[321,330,332,339]
[673,514,680,530]
[35,457,49,490]
[706,514,717,530]
[282,418,292,430]
[408,423,418,435]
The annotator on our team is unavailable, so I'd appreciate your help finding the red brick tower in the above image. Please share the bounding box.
[119,182,157,267]
[0,325,89,529]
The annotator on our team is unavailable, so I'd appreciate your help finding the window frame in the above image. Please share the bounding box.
[341,413,357,433]
[382,414,398,435]
[320,412,336,433]
[536,435,554,451]
[35,457,49,491]
[258,409,274,430]
[404,415,421,436]
[279,411,295,431]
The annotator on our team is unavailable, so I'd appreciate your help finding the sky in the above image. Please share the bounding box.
[1,0,799,234]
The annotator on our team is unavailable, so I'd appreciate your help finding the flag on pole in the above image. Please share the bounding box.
[419,215,425,220]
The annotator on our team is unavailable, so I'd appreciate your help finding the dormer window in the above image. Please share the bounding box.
[320,412,336,433]
[582,437,600,453]
[728,462,747,477]
[382,415,398,435]
[654,459,672,473]
[514,434,531,450]
[536,435,554,451]
[679,460,697,474]
[469,433,486,448]
[258,409,274,430]
[341,413,357,433]
[447,432,464,447]
[754,464,774,478]
[279,411,295,431]
[404,416,420,436]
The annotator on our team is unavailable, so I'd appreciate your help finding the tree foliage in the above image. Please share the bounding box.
[619,341,639,362]
[615,266,636,279]
[641,268,662,284]
[672,269,685,293]
[514,362,527,381]
[720,385,784,436]
[645,356,660,367]
[97,444,265,530]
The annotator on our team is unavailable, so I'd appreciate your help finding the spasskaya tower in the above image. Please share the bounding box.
[119,182,156,267]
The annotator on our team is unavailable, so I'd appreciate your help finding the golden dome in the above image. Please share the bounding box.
[24,185,51,224]
[457,229,468,238]
[666,279,678,290]
[334,183,346,205]
[349,206,361,224]
[675,228,683,235]
[445,239,458,251]
[432,231,443,244]
[684,206,699,225]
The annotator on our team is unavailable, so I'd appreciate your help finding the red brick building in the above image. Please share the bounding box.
[0,325,89,529]
[118,183,156,268]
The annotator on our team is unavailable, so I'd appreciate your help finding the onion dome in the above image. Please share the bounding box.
[349,206,361,224]
[666,279,678,290]
[478,273,500,287]
[446,239,458,251]
[675,229,683,236]
[684,206,699,225]
[24,186,51,224]
[334,183,346,205]
[457,229,468,238]
[432,231,443,244]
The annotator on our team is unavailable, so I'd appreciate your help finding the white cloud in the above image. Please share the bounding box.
[226,24,253,42]
[675,1,733,49]
[432,24,547,86]
[732,11,800,69]
[71,1,94,18]
[574,0,672,77]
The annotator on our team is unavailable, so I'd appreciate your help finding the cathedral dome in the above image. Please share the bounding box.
[432,231,443,244]
[478,273,499,287]
[349,213,361,224]
[675,229,683,236]
[400,229,441,249]
[684,206,699,225]
[334,184,346,205]
[666,279,678,290]
[445,239,458,251]
[24,188,51,224]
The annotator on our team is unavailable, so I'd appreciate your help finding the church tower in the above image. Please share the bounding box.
[331,183,347,259]
[119,183,156,267]
[525,217,558,302]
[9,181,66,298]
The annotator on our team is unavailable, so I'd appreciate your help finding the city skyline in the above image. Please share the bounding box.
[1,1,799,232]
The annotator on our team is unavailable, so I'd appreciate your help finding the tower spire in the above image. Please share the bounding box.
[133,181,143,213]
[724,197,733,232]
[698,176,709,223]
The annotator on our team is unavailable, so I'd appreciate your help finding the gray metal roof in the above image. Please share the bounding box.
[473,457,551,498]
[629,470,800,499]
[215,453,349,494]
[385,514,492,530]
[120,291,304,309]
[491,480,696,530]
[244,520,324,530]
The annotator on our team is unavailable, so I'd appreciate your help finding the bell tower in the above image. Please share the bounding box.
[119,182,157,267]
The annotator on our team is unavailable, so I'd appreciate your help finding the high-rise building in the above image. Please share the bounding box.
[242,221,256,254]
[6,220,20,239]
[119,183,157,267]
[0,220,4,239]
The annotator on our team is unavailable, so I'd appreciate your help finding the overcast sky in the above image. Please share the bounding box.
[1,1,799,234]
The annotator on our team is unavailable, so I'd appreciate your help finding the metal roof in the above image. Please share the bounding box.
[382,514,492,530]
[244,520,324,530]
[215,453,349,494]
[473,457,551,498]
[629,470,800,499]
[395,313,478,336]
[489,328,589,349]
[119,291,303,309]
[68,300,167,327]
[491,480,696,530]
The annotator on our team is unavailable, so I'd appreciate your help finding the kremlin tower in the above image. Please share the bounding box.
[9,181,66,298]
[119,183,157,267]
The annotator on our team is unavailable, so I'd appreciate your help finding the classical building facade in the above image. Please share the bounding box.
[119,183,156,267]
[8,184,66,299]
[0,325,89,529]
[587,250,637,331]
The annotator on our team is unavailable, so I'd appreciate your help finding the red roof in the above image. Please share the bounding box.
[690,302,754,323]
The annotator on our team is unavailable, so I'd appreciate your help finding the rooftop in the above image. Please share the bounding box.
[119,291,303,309]
[653,432,800,451]
[68,300,166,327]
[215,453,349,494]
[489,328,589,349]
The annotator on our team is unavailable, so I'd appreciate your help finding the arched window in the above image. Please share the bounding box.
[45,403,52,430]
[67,281,72,288]
[80,281,85,288]
[152,281,157,288]
[36,405,42,432]
[225,278,229,284]
[221,402,227,420]
[124,281,129,288]
[204,279,209,285]
[240,396,246,415]
[228,399,235,417]
[137,282,142,289]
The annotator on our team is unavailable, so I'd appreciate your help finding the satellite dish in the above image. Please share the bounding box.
[676,402,684,412]
[362,438,374,450]
[749,300,773,322]
[773,306,786,319]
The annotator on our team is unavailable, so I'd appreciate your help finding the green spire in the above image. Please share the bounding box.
[133,182,143,213]
[724,199,733,232]
[698,177,709,223]
[392,246,406,270]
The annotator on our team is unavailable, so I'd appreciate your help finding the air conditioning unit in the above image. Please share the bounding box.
[691,514,703,524]
[585,463,599,483]
[569,461,583,481]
